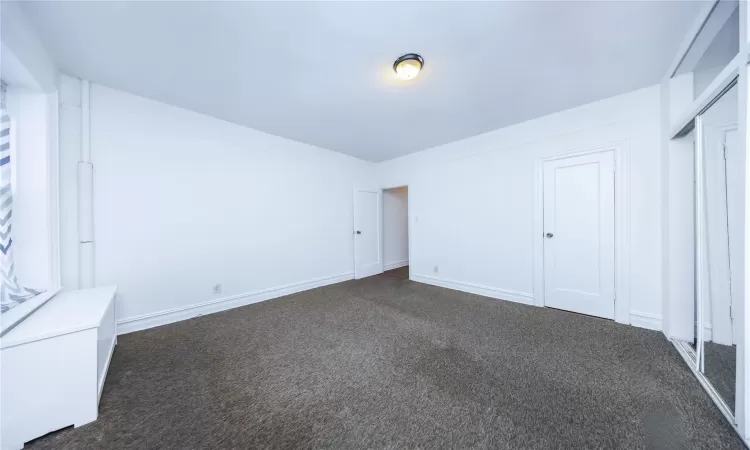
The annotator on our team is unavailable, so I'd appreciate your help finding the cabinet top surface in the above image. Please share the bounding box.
[1,286,117,349]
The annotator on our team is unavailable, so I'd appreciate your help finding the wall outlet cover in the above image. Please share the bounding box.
[213,284,222,294]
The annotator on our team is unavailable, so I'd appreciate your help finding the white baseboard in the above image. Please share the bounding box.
[117,272,354,335]
[117,270,664,336]
[384,260,409,271]
[630,311,662,331]
[411,274,535,306]
[704,324,712,342]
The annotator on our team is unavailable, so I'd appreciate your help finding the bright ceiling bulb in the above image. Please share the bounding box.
[393,54,423,80]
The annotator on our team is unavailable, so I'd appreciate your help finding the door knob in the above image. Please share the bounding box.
[356,231,362,235]
[546,232,554,238]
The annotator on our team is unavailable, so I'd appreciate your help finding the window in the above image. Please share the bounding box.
[0,82,60,336]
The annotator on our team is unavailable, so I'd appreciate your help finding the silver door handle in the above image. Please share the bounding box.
[546,233,553,238]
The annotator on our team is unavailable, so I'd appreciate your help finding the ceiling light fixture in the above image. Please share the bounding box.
[393,53,424,80]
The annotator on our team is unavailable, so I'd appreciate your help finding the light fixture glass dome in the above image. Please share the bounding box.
[393,54,423,80]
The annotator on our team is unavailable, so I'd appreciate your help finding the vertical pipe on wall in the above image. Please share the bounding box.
[78,80,95,288]
[660,80,672,337]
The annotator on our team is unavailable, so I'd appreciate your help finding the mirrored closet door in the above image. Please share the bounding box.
[673,80,740,422]
[667,0,746,436]
[699,82,740,415]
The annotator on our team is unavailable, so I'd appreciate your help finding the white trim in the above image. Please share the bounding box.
[384,260,409,271]
[0,52,62,336]
[670,53,742,138]
[117,272,354,335]
[669,0,738,82]
[533,144,631,324]
[664,0,720,80]
[380,184,414,280]
[380,184,411,281]
[675,338,698,363]
[352,188,384,279]
[704,323,714,343]
[738,19,749,433]
[630,311,663,331]
[411,274,534,306]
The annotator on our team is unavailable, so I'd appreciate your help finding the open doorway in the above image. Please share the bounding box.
[382,186,409,280]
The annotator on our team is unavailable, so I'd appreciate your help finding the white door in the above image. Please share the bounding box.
[353,189,383,279]
[543,151,615,319]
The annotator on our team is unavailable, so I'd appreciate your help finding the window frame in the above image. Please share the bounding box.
[0,55,61,337]
[0,107,59,337]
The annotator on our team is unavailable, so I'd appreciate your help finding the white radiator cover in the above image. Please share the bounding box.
[0,286,117,449]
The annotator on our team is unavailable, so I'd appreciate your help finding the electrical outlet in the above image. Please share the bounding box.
[213,284,222,294]
[433,266,439,273]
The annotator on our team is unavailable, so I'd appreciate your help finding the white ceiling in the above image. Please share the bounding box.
[19,1,704,162]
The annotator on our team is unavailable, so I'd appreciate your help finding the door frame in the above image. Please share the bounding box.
[532,144,632,325]
[380,184,411,281]
[352,188,384,279]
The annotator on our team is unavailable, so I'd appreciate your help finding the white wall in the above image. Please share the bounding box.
[57,81,670,332]
[1,2,58,92]
[377,85,664,327]
[68,83,375,330]
[383,187,408,270]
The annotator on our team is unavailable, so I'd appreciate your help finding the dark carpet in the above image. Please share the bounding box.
[705,341,737,412]
[29,268,744,449]
[382,265,409,279]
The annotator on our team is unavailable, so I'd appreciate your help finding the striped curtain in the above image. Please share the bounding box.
[0,110,43,313]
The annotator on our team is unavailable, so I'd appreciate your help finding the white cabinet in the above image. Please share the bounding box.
[0,286,117,449]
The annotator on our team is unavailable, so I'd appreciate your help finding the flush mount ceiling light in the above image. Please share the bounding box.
[393,53,424,80]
